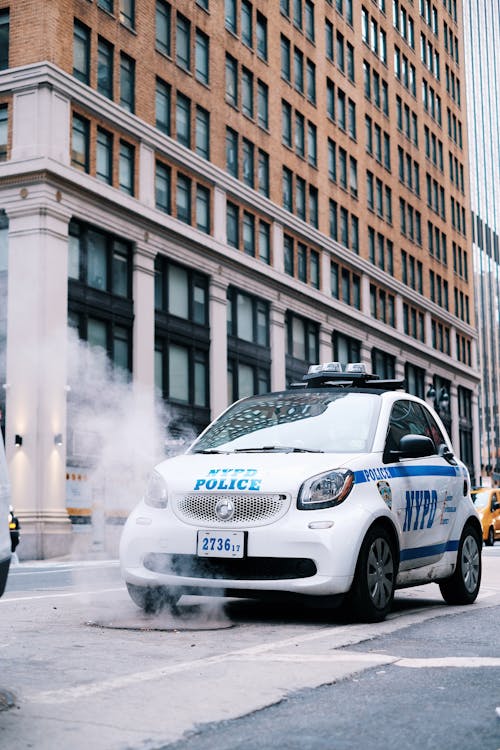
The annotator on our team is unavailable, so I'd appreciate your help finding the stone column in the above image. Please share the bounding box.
[209,276,228,419]
[471,388,481,487]
[319,323,332,364]
[5,197,73,560]
[449,382,460,453]
[270,302,286,391]
[132,241,156,390]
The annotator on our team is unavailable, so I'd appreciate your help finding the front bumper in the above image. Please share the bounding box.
[119,500,371,598]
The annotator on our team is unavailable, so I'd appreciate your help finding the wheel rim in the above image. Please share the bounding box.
[367,537,394,609]
[461,534,480,593]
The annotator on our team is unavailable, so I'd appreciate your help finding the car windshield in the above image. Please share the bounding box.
[190,390,381,454]
[471,490,491,510]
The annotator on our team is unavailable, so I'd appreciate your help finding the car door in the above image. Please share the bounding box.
[384,399,463,570]
[492,492,500,539]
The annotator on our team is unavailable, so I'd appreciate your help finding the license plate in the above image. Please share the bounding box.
[197,530,245,558]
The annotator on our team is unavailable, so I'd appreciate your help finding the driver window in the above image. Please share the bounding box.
[385,400,438,456]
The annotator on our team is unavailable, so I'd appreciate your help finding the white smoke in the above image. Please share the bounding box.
[66,328,192,557]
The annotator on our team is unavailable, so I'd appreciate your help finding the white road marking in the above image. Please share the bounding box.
[0,587,124,603]
[396,656,500,668]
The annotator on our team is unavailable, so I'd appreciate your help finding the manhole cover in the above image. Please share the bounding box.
[86,609,235,632]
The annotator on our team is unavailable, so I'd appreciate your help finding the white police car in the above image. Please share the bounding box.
[120,363,482,622]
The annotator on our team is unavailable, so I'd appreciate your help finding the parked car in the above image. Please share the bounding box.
[120,363,483,622]
[470,487,500,546]
[0,435,12,597]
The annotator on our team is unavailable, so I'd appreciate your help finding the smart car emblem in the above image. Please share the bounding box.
[215,498,235,521]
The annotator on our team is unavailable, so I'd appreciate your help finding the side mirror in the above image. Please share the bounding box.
[391,434,435,460]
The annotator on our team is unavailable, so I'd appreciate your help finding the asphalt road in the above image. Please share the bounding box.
[0,549,499,750]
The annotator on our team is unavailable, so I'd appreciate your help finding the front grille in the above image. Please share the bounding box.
[174,493,290,527]
[143,553,317,581]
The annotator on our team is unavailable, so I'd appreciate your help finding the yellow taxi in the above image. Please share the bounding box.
[471,488,500,546]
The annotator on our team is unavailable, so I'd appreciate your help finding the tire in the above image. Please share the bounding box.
[485,526,495,547]
[126,583,180,614]
[349,525,396,623]
[439,524,482,605]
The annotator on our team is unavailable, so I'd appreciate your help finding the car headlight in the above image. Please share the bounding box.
[297,469,354,510]
[144,470,168,508]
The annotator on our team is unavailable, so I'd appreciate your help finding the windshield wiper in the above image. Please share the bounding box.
[192,449,231,454]
[233,446,324,453]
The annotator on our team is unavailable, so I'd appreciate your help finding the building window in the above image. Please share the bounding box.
[195,29,209,84]
[228,287,269,347]
[257,80,269,129]
[73,21,91,84]
[176,14,191,71]
[97,38,114,99]
[0,105,8,161]
[256,12,268,61]
[196,185,210,233]
[282,100,292,147]
[154,258,210,431]
[96,128,113,184]
[286,313,319,383]
[156,0,171,56]
[119,0,135,29]
[225,0,237,33]
[226,54,238,106]
[282,167,293,212]
[242,68,254,118]
[176,93,191,148]
[69,219,132,298]
[281,35,291,81]
[0,10,8,70]
[195,106,210,159]
[156,78,171,135]
[119,53,135,112]
[226,127,238,177]
[259,221,270,264]
[227,202,239,248]
[119,141,135,195]
[333,332,361,365]
[372,348,395,378]
[71,114,90,172]
[98,0,114,11]
[242,138,254,187]
[155,161,171,214]
[241,0,252,47]
[176,174,192,224]
[258,149,269,197]
[242,212,255,255]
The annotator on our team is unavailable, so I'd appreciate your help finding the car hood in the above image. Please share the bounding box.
[154,451,371,496]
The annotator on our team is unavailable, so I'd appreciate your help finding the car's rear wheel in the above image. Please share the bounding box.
[486,526,495,547]
[439,524,481,605]
[126,583,181,614]
[349,525,396,623]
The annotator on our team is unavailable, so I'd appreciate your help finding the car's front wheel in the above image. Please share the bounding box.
[439,523,482,605]
[349,525,396,623]
[126,583,181,614]
[485,526,495,547]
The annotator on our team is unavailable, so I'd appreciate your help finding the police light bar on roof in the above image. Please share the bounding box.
[307,362,367,376]
[299,363,405,391]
